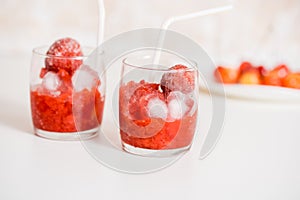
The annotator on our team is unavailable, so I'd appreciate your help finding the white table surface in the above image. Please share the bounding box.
[1,54,300,200]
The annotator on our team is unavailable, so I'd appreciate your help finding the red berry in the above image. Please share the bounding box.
[45,38,83,75]
[237,63,265,85]
[128,83,165,122]
[160,64,195,94]
[257,66,268,77]
[214,66,240,84]
[283,73,300,89]
[239,61,253,73]
[263,64,290,86]
[239,62,267,77]
[238,70,262,85]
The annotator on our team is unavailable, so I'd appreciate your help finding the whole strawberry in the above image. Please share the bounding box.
[128,83,167,123]
[45,38,83,75]
[160,64,195,95]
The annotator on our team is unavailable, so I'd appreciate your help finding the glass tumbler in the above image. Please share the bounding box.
[119,49,199,156]
[30,46,105,140]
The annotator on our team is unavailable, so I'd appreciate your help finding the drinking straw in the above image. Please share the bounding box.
[153,5,233,65]
[162,5,233,30]
[97,0,106,46]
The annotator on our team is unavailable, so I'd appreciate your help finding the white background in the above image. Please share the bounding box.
[0,0,300,199]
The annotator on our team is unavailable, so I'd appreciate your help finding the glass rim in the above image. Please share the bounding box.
[32,45,103,60]
[122,51,198,72]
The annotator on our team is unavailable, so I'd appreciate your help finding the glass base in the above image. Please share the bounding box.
[35,127,99,141]
[122,142,191,157]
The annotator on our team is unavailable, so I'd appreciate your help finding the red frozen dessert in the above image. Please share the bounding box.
[119,65,198,150]
[31,38,104,133]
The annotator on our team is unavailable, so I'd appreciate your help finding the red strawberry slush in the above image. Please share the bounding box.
[31,38,104,133]
[119,65,198,150]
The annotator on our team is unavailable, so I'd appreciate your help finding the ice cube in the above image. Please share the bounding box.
[186,94,197,116]
[72,65,99,92]
[167,99,188,120]
[42,71,61,95]
[147,97,168,120]
[167,91,189,120]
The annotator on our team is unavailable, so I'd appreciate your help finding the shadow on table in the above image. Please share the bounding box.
[0,99,33,135]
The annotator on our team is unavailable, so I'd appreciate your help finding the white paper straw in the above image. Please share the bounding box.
[153,5,233,65]
[97,0,106,46]
[162,5,233,30]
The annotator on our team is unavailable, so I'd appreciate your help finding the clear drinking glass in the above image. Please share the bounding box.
[30,46,105,140]
[119,49,199,156]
